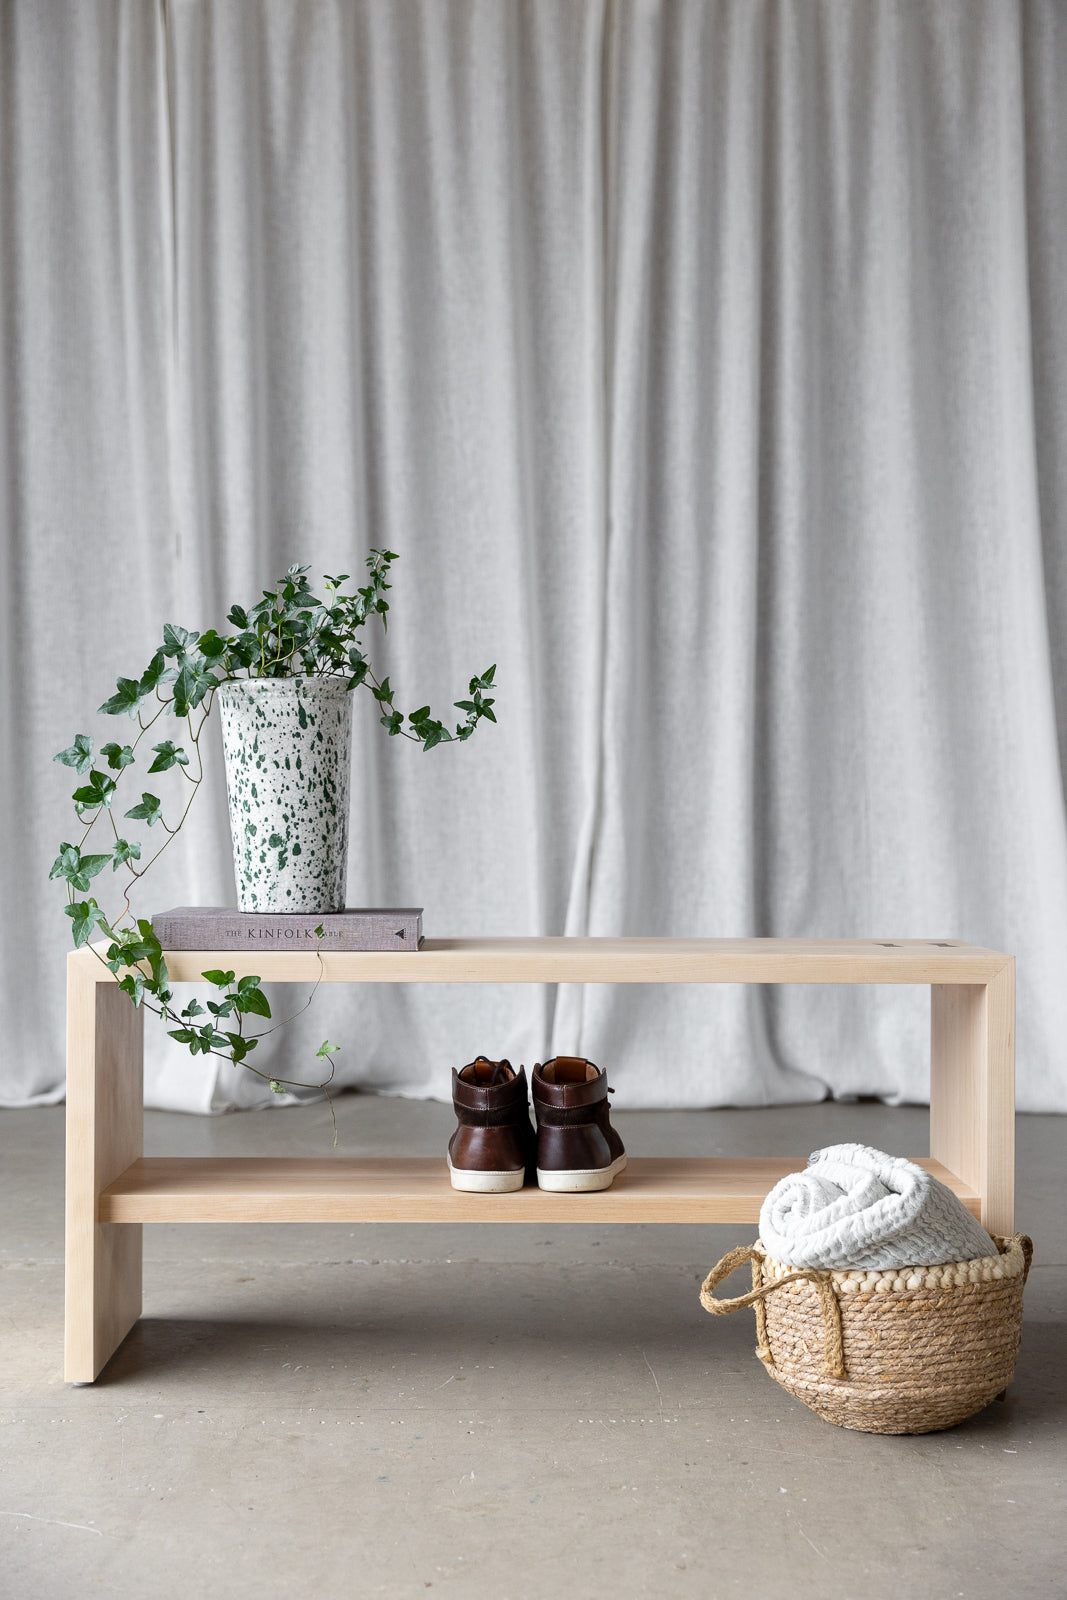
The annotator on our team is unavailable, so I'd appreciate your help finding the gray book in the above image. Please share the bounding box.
[151,906,423,951]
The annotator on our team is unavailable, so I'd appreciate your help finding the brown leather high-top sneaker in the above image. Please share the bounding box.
[531,1057,627,1192]
[447,1057,536,1193]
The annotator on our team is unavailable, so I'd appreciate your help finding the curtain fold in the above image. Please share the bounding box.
[2,0,1065,1112]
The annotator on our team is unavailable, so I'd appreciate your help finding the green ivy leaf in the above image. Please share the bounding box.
[380,710,403,736]
[162,622,198,658]
[98,678,144,717]
[316,1040,340,1060]
[148,740,190,774]
[197,628,228,660]
[100,742,136,770]
[129,919,169,990]
[111,838,141,869]
[54,734,94,773]
[103,921,168,992]
[49,844,81,882]
[234,976,271,1018]
[105,933,156,969]
[64,900,109,948]
[138,651,175,696]
[50,845,111,892]
[72,770,117,813]
[226,636,257,670]
[117,972,146,1007]
[173,658,217,717]
[124,792,163,827]
[202,969,236,988]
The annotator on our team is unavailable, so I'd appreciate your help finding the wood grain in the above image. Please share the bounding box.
[65,950,144,1382]
[92,935,1014,986]
[98,1155,981,1225]
[930,963,1015,1234]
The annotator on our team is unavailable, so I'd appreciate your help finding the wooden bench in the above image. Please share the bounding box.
[65,936,1014,1381]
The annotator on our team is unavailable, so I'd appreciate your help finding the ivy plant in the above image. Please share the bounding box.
[52,551,497,1132]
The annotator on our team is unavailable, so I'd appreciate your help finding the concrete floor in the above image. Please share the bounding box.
[1,1097,1064,1600]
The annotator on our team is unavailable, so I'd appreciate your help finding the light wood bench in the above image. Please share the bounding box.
[65,937,1014,1382]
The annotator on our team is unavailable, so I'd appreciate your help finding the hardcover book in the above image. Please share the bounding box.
[151,906,423,952]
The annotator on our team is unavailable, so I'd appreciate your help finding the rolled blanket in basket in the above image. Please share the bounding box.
[759,1144,996,1270]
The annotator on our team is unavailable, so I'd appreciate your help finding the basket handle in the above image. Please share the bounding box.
[699,1244,846,1380]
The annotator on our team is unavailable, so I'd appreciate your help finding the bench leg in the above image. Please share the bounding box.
[930,961,1015,1237]
[65,952,144,1382]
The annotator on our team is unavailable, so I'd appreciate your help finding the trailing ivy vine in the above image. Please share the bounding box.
[52,551,497,1129]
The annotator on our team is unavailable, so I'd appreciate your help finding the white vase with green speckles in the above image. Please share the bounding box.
[217,678,353,914]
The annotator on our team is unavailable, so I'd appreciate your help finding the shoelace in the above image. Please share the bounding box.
[472,1054,512,1086]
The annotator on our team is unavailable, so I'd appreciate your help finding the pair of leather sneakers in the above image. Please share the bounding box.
[448,1056,627,1193]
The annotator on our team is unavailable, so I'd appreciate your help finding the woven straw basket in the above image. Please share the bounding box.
[700,1232,1032,1434]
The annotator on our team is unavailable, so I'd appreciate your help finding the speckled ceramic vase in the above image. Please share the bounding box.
[217,678,353,914]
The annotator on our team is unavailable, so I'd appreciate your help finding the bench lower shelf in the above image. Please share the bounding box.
[98,1155,979,1225]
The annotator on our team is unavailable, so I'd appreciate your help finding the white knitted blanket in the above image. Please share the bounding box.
[758,1144,996,1270]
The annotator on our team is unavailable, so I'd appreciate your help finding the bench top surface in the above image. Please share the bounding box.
[74,936,1012,985]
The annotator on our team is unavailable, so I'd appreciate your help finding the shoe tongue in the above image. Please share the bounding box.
[543,1057,596,1084]
[460,1057,514,1086]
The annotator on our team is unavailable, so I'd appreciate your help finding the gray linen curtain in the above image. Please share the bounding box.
[2,0,1065,1113]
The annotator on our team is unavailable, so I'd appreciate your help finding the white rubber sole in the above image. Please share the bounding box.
[535,1153,628,1193]
[447,1155,526,1194]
